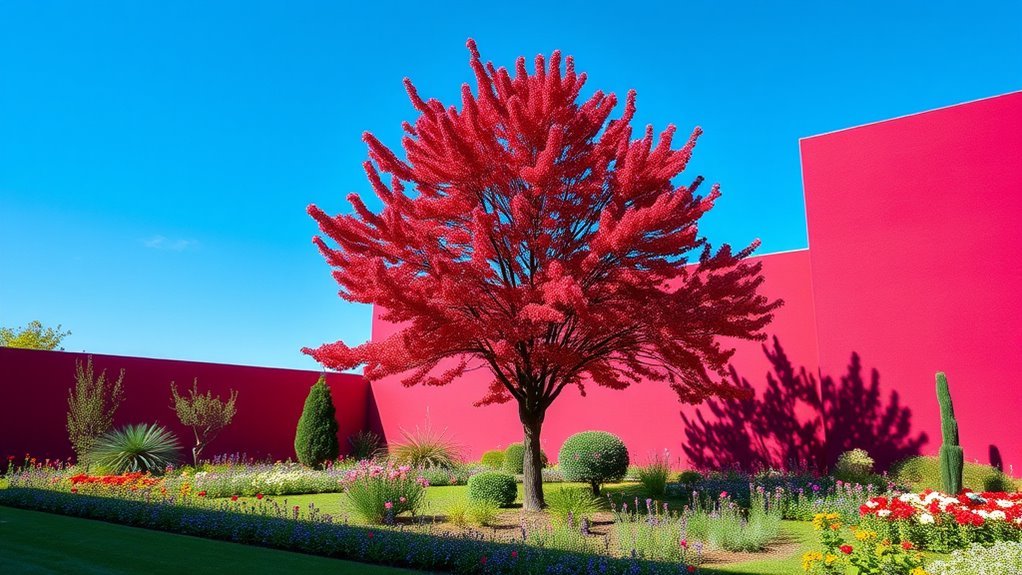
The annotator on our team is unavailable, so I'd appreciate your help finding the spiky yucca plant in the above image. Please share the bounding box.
[390,424,462,469]
[89,423,181,475]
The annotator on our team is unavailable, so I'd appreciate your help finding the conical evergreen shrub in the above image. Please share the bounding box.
[294,375,339,468]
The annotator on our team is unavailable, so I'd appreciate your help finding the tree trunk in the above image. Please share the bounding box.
[521,411,546,511]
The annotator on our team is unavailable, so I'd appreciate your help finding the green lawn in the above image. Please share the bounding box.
[0,506,417,575]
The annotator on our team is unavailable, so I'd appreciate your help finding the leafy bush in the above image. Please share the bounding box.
[558,431,629,494]
[171,379,237,466]
[67,356,125,465]
[892,455,1012,493]
[390,424,462,469]
[467,471,517,507]
[480,450,505,469]
[833,448,874,483]
[501,442,548,474]
[929,541,1022,575]
[294,376,340,469]
[677,470,702,484]
[341,460,427,524]
[89,423,181,474]
[636,452,672,498]
[546,486,603,526]
[348,430,384,461]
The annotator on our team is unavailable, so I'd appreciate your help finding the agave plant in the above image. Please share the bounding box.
[89,423,181,474]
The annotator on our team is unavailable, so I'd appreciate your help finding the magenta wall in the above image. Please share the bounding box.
[368,92,1022,475]
[370,249,828,470]
[801,91,1022,475]
[0,347,369,462]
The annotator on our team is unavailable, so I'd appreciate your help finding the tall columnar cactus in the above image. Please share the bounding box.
[936,372,964,494]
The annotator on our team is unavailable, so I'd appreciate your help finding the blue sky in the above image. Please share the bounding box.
[1,1,1019,370]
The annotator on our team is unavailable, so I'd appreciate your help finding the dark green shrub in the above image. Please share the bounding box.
[294,376,340,469]
[89,423,181,474]
[480,450,505,469]
[348,430,384,461]
[502,442,548,474]
[558,431,629,495]
[467,471,517,507]
[677,470,703,484]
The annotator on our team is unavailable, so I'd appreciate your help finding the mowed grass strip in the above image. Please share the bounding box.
[0,505,419,575]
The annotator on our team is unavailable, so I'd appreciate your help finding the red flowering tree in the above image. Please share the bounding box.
[305,40,781,510]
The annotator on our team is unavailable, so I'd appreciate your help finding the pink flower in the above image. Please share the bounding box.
[720,491,728,498]
[679,538,688,548]
[384,501,393,509]
[399,497,406,503]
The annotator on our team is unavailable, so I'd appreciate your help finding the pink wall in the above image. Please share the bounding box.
[802,91,1022,475]
[0,347,369,463]
[370,249,828,470]
[369,92,1022,475]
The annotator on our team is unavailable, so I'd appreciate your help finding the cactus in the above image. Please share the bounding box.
[936,372,964,494]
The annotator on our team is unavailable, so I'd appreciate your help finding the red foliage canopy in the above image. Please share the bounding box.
[305,40,781,413]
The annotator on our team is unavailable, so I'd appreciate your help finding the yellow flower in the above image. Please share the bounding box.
[909,569,930,575]
[801,551,824,572]
[824,553,838,565]
[855,529,877,541]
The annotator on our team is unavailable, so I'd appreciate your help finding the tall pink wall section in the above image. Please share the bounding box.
[0,347,369,462]
[369,249,824,469]
[801,91,1022,474]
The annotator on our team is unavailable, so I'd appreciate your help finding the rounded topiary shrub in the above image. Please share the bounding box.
[558,431,629,495]
[294,376,340,469]
[502,442,549,474]
[480,449,505,470]
[467,471,517,507]
[833,448,875,483]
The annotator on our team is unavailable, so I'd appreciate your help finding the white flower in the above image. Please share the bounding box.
[919,513,935,524]
[877,509,892,517]
[989,510,1006,521]
[865,501,879,508]
[997,499,1013,508]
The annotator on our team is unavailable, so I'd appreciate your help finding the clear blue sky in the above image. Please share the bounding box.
[1,1,1019,370]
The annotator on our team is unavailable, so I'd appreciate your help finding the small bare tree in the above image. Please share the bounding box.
[67,356,125,464]
[171,379,238,466]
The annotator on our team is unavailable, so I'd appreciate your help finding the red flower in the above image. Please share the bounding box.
[901,541,913,550]
[70,488,78,494]
[231,495,239,502]
[839,545,853,555]
[197,491,207,497]
[688,566,696,573]
[367,532,374,539]
[256,493,264,500]
[480,556,487,565]
[511,551,518,559]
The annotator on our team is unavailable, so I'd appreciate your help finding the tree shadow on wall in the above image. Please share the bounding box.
[681,337,927,473]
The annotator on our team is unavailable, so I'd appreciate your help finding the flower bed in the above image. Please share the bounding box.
[859,490,1022,552]
[0,486,699,575]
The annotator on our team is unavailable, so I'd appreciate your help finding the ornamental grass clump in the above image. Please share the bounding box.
[546,486,604,526]
[347,430,384,461]
[637,451,673,498]
[341,459,428,524]
[559,431,629,495]
[389,423,462,469]
[699,491,782,553]
[89,423,181,475]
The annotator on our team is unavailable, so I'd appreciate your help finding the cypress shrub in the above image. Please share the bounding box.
[294,375,339,469]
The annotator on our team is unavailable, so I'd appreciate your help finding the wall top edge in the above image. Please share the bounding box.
[798,89,1022,142]
[0,346,359,379]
